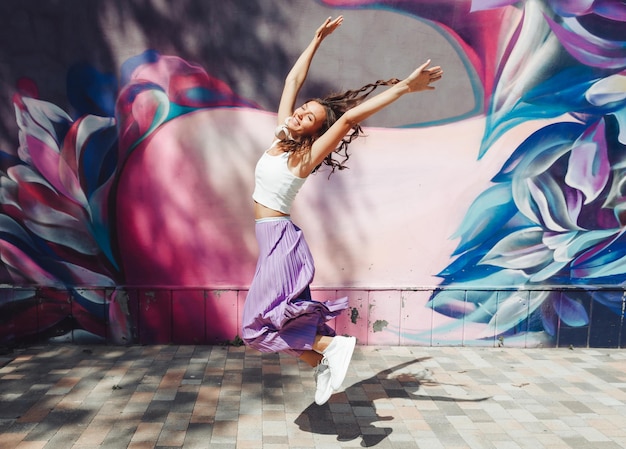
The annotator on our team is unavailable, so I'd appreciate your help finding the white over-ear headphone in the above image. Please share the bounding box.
[274,117,292,140]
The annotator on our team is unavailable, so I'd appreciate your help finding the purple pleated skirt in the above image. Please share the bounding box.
[242,217,348,357]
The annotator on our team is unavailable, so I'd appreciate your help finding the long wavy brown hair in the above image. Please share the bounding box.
[279,78,400,175]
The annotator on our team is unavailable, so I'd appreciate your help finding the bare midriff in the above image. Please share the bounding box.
[254,201,290,220]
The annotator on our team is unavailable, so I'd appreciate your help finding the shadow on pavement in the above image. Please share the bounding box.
[294,357,490,447]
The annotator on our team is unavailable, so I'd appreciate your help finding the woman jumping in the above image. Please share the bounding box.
[241,16,443,406]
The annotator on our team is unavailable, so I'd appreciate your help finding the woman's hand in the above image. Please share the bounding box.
[403,60,444,93]
[314,16,344,43]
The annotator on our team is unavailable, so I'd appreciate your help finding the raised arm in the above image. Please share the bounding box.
[304,60,444,173]
[277,16,343,126]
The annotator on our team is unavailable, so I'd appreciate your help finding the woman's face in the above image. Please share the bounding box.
[286,101,327,138]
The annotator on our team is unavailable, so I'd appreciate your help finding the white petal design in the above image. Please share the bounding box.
[556,229,619,261]
[0,176,20,210]
[16,98,71,161]
[586,73,626,106]
[58,262,115,286]
[614,107,626,145]
[565,120,610,205]
[491,1,556,114]
[7,165,55,190]
[75,115,116,163]
[483,290,549,337]
[24,220,99,256]
[480,227,553,269]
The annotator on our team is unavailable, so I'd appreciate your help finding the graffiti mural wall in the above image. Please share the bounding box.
[0,0,625,347]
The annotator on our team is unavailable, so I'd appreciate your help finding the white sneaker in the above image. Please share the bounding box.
[314,360,333,405]
[323,336,356,391]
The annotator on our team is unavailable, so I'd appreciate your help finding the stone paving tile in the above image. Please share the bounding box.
[1,345,626,448]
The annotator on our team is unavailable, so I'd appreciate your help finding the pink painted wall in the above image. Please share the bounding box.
[0,0,625,348]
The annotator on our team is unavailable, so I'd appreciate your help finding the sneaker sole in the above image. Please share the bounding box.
[315,382,333,405]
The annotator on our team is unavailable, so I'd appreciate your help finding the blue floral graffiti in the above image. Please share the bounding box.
[428,0,626,341]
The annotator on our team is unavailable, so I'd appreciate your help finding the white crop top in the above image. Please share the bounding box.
[252,147,307,214]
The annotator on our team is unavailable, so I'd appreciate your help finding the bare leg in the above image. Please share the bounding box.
[311,335,333,353]
[299,335,334,367]
[299,350,322,367]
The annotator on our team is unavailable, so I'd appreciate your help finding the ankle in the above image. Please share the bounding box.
[312,335,333,353]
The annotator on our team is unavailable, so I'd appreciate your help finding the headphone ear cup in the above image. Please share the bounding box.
[275,125,289,140]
